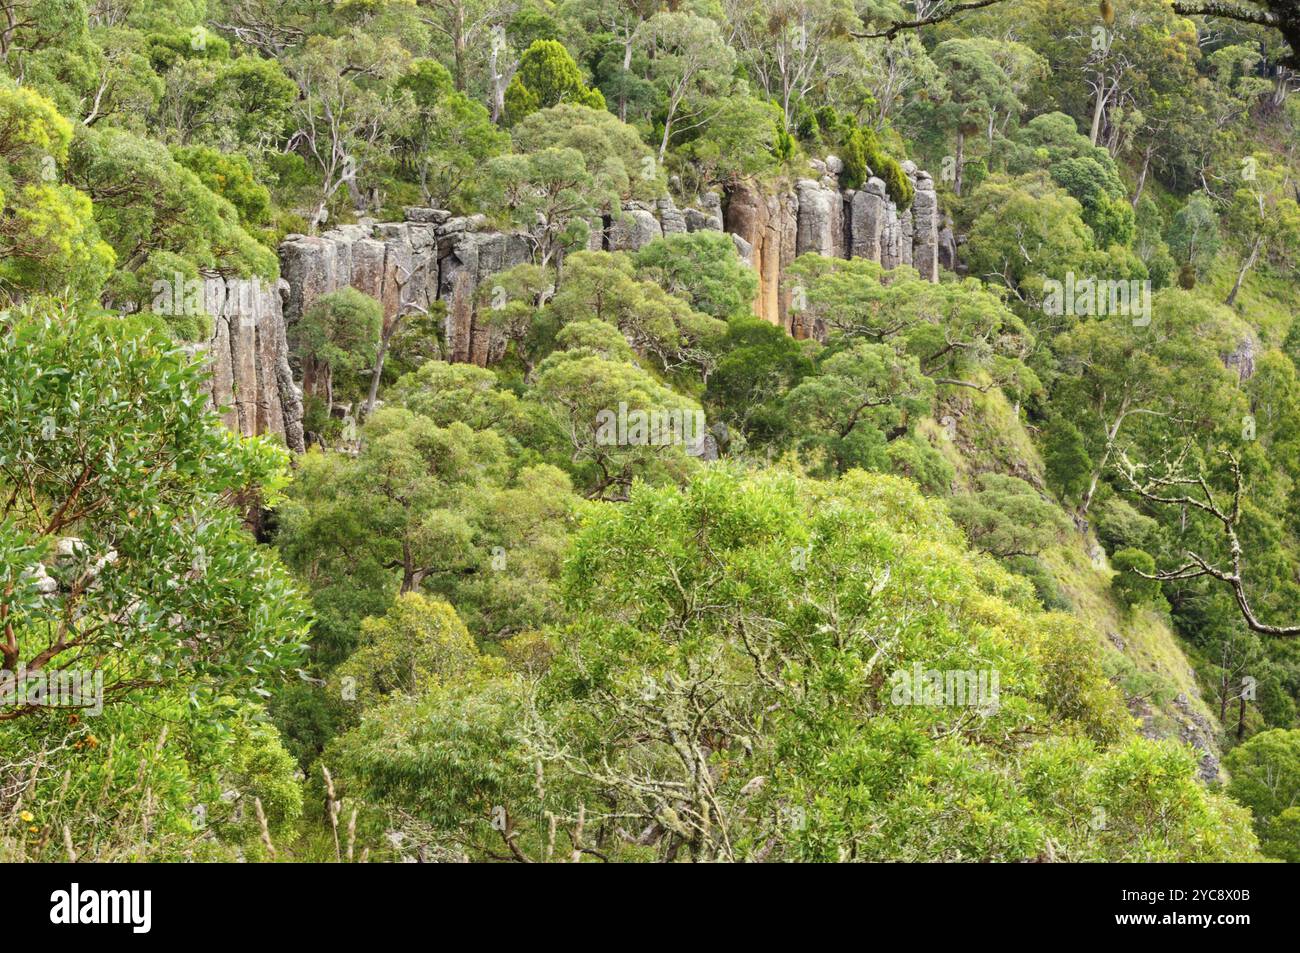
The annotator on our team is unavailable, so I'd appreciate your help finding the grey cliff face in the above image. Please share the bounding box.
[202,274,304,453]
[220,162,944,448]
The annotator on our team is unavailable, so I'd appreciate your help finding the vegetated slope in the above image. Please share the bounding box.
[932,377,1225,779]
[4,0,1299,863]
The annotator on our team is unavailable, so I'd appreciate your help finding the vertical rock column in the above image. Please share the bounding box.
[881,204,902,270]
[795,179,839,259]
[725,182,775,326]
[850,178,889,263]
[794,178,847,339]
[203,274,305,452]
[899,161,917,270]
[436,223,533,366]
[912,172,939,283]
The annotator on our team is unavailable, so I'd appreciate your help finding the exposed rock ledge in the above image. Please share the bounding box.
[205,161,941,447]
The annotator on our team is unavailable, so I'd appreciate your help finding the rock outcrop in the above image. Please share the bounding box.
[606,203,663,252]
[201,275,305,452]
[234,160,944,447]
[438,229,532,365]
[911,172,940,282]
[725,164,941,330]
[1224,336,1257,383]
[724,181,799,334]
[280,210,530,375]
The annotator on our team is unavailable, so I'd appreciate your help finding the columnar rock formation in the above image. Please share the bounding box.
[726,161,940,333]
[724,183,799,332]
[202,275,305,452]
[279,212,532,374]
[216,160,942,447]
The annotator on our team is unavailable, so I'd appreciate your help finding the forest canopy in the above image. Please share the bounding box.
[1,0,1298,865]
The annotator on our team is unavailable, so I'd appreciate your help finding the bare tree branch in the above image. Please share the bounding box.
[1117,448,1300,637]
[852,0,1005,41]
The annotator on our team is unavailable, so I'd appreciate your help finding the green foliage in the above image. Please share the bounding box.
[1111,548,1163,609]
[885,433,956,496]
[949,473,1070,559]
[554,318,637,362]
[531,347,704,499]
[327,465,1257,861]
[782,339,933,475]
[962,172,1096,301]
[706,315,816,446]
[298,287,383,404]
[1225,729,1300,861]
[5,0,1297,865]
[69,124,277,309]
[147,27,231,71]
[1096,498,1159,553]
[633,231,758,320]
[0,80,115,302]
[483,147,594,266]
[388,361,529,436]
[1050,156,1134,248]
[676,91,785,189]
[1,695,303,861]
[173,145,273,228]
[1021,736,1257,861]
[0,300,308,712]
[504,40,605,125]
[1003,112,1134,248]
[276,400,581,663]
[1042,417,1092,505]
[923,37,1045,197]
[331,593,481,712]
[1166,193,1221,277]
[1050,291,1245,523]
[544,250,725,378]
[1035,615,1131,744]
[841,125,913,208]
[510,102,662,201]
[395,58,508,212]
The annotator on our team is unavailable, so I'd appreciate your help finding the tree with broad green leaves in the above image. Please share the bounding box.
[284,33,409,232]
[723,0,859,130]
[1052,291,1245,516]
[632,231,758,321]
[1166,193,1222,281]
[781,339,934,476]
[531,347,704,500]
[705,315,816,448]
[510,102,663,203]
[927,37,1045,197]
[393,57,508,211]
[783,254,1035,397]
[328,592,481,713]
[544,250,726,379]
[327,466,1256,862]
[1223,158,1300,306]
[636,11,734,162]
[1225,729,1300,862]
[483,146,595,268]
[67,123,276,310]
[0,300,309,720]
[949,473,1070,559]
[298,287,383,411]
